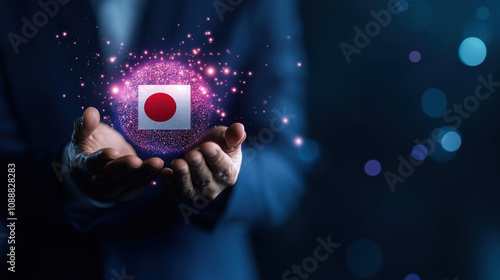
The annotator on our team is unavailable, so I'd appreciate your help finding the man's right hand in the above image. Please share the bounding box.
[67,107,164,203]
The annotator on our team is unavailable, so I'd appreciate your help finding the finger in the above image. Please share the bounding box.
[185,150,217,198]
[172,159,195,199]
[114,157,164,202]
[200,126,227,148]
[86,155,142,200]
[132,157,164,186]
[160,168,177,198]
[224,123,246,150]
[93,155,142,188]
[75,147,120,174]
[72,107,100,142]
[200,142,237,186]
[200,123,246,153]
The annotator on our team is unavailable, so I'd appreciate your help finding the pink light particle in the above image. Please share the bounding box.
[207,67,215,75]
[62,32,67,36]
[294,137,303,147]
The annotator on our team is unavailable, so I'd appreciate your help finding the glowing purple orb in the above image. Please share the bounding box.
[409,51,421,63]
[116,62,214,155]
[364,159,382,176]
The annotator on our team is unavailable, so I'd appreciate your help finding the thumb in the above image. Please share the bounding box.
[224,123,246,150]
[72,107,100,142]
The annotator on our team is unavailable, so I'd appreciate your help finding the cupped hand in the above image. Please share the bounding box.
[161,123,246,201]
[67,107,164,202]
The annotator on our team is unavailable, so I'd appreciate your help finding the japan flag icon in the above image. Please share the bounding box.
[138,85,191,130]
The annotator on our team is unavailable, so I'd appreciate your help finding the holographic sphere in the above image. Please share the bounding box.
[116,61,214,154]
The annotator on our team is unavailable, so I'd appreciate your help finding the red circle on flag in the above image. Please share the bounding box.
[144,92,177,122]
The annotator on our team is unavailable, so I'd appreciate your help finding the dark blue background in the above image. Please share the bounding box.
[253,1,500,279]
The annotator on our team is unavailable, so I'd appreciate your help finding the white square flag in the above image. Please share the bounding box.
[138,85,191,130]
